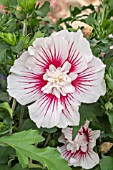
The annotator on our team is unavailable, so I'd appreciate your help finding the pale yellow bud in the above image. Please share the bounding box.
[100,142,113,154]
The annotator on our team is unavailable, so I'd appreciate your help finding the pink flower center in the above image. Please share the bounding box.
[41,61,77,98]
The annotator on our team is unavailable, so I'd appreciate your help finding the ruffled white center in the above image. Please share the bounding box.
[41,61,77,98]
[67,133,88,153]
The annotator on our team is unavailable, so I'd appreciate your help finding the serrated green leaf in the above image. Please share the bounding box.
[0,102,13,117]
[16,148,28,168]
[0,130,71,170]
[14,145,71,170]
[0,129,44,146]
[100,156,113,170]
[36,1,50,17]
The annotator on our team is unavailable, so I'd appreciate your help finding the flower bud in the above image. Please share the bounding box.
[15,6,26,20]
[105,101,112,111]
[100,142,113,154]
[82,26,93,38]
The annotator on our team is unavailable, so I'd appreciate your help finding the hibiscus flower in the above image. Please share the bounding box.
[58,120,100,169]
[7,30,106,128]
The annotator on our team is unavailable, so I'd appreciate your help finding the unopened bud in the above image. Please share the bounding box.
[100,142,113,154]
[15,6,26,20]
[82,26,93,38]
[105,101,112,111]
[16,6,23,11]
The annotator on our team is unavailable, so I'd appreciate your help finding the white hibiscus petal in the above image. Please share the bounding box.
[79,149,99,169]
[52,88,60,98]
[7,73,42,105]
[73,57,106,103]
[57,95,80,127]
[64,30,93,74]
[61,61,71,73]
[89,130,100,148]
[58,134,66,144]
[33,37,52,48]
[50,32,69,62]
[49,64,56,71]
[28,46,36,56]
[62,128,72,142]
[10,51,32,75]
[69,72,78,81]
[63,84,75,93]
[68,30,93,63]
[28,94,64,128]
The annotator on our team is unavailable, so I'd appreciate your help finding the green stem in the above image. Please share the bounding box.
[9,98,17,135]
[22,19,27,36]
[28,162,44,169]
[19,105,25,128]
[44,134,51,147]
[12,98,16,112]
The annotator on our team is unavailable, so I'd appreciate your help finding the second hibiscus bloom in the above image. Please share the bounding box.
[58,120,100,169]
[7,30,106,128]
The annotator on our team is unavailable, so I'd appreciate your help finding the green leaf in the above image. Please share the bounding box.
[108,110,113,132]
[0,164,39,170]
[19,35,30,48]
[70,7,81,17]
[14,145,71,170]
[0,165,10,170]
[0,102,13,117]
[0,146,15,164]
[79,102,104,124]
[109,66,113,79]
[17,0,36,12]
[36,1,50,17]
[0,0,17,6]
[39,127,57,134]
[104,57,113,70]
[0,129,44,146]
[0,130,71,170]
[0,92,9,102]
[0,130,44,168]
[0,44,8,64]
[0,33,17,46]
[72,125,81,140]
[20,119,37,131]
[106,66,113,90]
[11,163,44,170]
[100,156,113,170]
[29,31,44,46]
[90,115,111,131]
[11,41,23,53]
[16,148,28,168]
[106,74,113,90]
